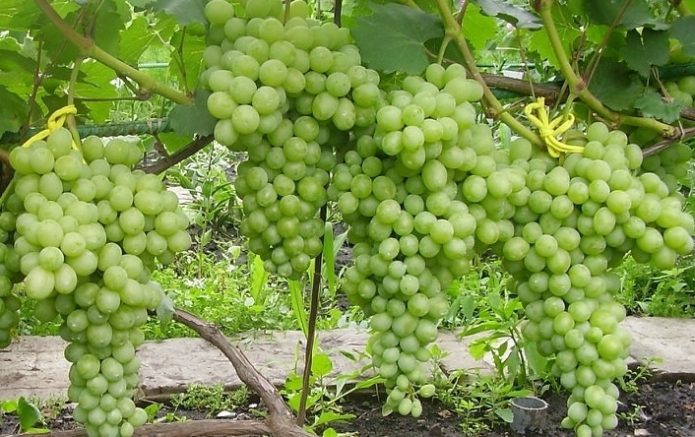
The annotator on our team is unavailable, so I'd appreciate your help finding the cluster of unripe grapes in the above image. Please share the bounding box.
[494,123,693,436]
[0,219,20,348]
[203,0,388,278]
[665,75,695,109]
[336,63,491,415]
[3,128,190,437]
[640,141,692,194]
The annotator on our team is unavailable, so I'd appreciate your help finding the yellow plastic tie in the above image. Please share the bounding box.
[20,105,79,150]
[524,97,583,158]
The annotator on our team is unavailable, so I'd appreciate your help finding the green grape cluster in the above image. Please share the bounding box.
[665,75,695,108]
[335,64,490,416]
[6,128,190,437]
[0,211,21,348]
[640,142,692,193]
[486,123,695,436]
[202,0,383,278]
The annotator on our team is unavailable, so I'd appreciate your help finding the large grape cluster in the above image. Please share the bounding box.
[335,64,491,415]
[490,124,694,436]
[6,128,190,437]
[0,211,21,348]
[202,0,387,278]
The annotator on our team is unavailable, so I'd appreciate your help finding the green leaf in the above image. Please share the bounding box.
[169,29,206,92]
[528,22,580,70]
[289,280,308,336]
[249,254,269,305]
[314,412,355,427]
[588,59,644,111]
[352,3,443,74]
[462,3,499,51]
[623,29,669,77]
[119,17,157,64]
[168,90,216,137]
[152,0,207,25]
[1,399,18,413]
[17,397,41,431]
[322,428,339,437]
[496,407,514,423]
[311,352,333,378]
[670,16,695,58]
[472,0,541,29]
[73,60,118,123]
[0,86,28,137]
[634,89,684,123]
[94,0,127,56]
[158,132,193,154]
[584,0,660,30]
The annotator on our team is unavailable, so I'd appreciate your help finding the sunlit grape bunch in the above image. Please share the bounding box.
[6,128,190,437]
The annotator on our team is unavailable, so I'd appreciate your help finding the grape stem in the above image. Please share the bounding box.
[140,135,214,174]
[296,205,329,425]
[67,57,84,149]
[432,0,543,146]
[33,0,192,105]
[536,0,678,137]
[642,126,695,157]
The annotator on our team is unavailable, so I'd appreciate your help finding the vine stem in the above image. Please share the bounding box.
[140,135,214,174]
[432,0,542,146]
[34,0,191,105]
[537,0,677,137]
[67,57,84,149]
[642,127,695,157]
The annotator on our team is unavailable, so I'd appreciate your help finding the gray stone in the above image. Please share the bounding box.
[622,316,695,379]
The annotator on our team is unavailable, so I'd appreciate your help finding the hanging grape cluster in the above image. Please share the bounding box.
[202,0,389,278]
[4,128,190,437]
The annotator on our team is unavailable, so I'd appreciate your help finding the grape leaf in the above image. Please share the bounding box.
[623,29,669,77]
[168,90,216,137]
[472,0,541,29]
[528,27,580,70]
[463,3,500,51]
[670,16,695,57]
[634,89,684,123]
[352,3,443,75]
[94,0,126,56]
[588,59,644,111]
[152,0,206,25]
[0,86,28,137]
[584,0,662,29]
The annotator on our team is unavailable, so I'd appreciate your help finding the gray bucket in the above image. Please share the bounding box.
[510,396,549,434]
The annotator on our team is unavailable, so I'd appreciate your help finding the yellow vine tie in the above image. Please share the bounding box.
[20,105,79,149]
[524,97,583,158]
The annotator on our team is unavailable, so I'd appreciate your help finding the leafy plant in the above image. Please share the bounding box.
[0,397,46,433]
[171,384,250,418]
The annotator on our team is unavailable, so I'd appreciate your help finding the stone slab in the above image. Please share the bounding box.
[621,317,695,379]
[1,317,694,401]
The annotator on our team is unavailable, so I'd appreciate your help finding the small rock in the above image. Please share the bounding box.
[216,410,236,419]
[236,412,252,421]
[248,403,258,409]
[634,429,650,436]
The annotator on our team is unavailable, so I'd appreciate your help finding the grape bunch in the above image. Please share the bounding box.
[490,123,694,436]
[665,75,695,109]
[6,128,190,437]
[0,210,21,348]
[336,64,491,415]
[640,141,692,194]
[202,0,385,278]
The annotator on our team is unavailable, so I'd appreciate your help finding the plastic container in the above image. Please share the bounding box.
[510,396,549,434]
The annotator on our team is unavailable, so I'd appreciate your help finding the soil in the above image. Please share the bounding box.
[1,380,693,437]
